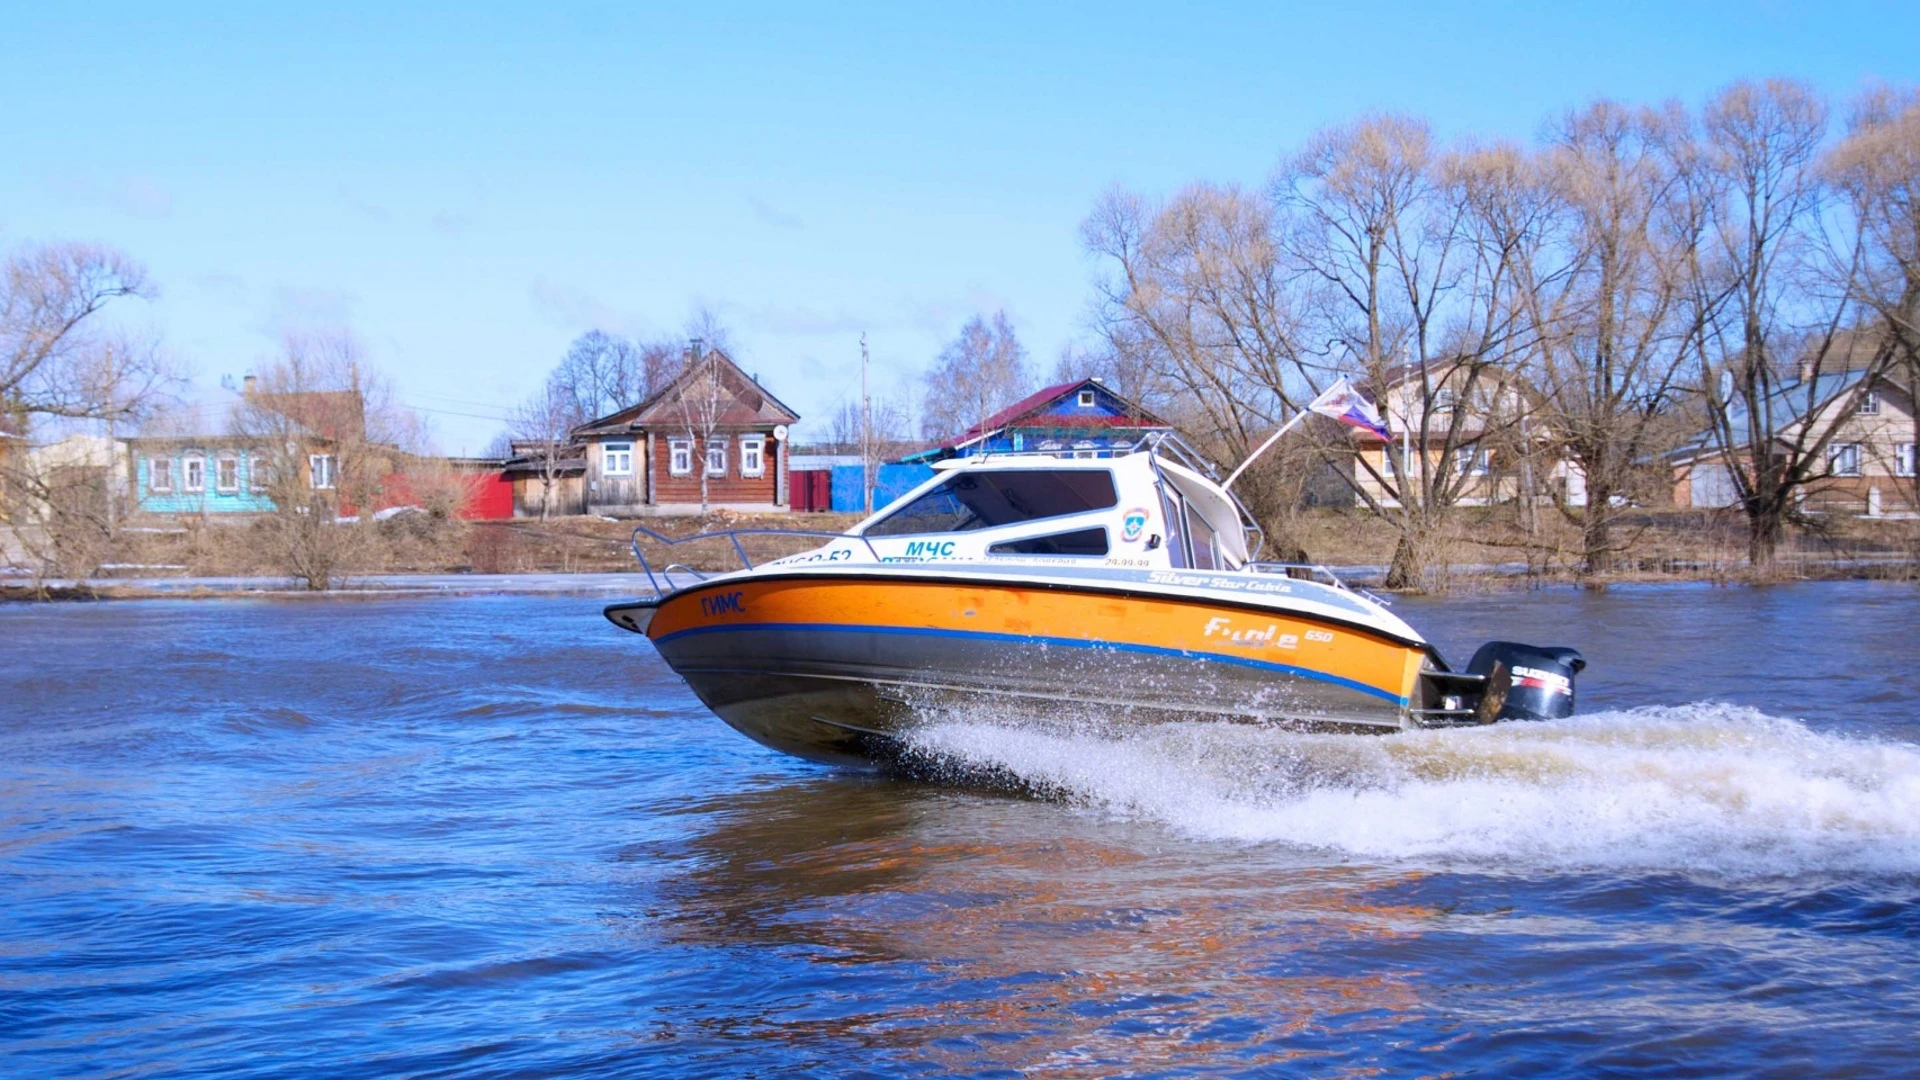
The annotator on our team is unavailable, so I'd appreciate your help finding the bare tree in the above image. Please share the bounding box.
[1696,79,1889,570]
[1280,114,1539,587]
[1082,182,1316,546]
[671,345,729,513]
[920,312,1033,441]
[233,331,426,589]
[0,244,172,583]
[507,379,577,520]
[1521,101,1720,575]
[1829,86,1920,519]
[829,393,911,481]
[548,330,675,427]
[1,243,162,425]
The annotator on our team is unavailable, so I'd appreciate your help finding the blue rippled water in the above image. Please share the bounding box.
[2,582,1918,1077]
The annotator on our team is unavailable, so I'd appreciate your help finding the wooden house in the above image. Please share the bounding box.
[571,348,800,516]
[901,378,1169,463]
[1347,360,1587,508]
[1671,370,1917,517]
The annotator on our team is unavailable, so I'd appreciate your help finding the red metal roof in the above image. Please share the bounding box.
[945,379,1167,448]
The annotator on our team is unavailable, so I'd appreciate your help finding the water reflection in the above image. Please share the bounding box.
[634,775,1441,1073]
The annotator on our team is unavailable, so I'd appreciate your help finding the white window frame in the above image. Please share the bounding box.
[1859,390,1880,415]
[1896,442,1916,478]
[148,457,173,493]
[1829,442,1862,477]
[1432,388,1457,412]
[602,441,634,476]
[182,454,206,493]
[309,453,336,490]
[250,451,270,493]
[668,438,693,476]
[705,441,728,477]
[1455,444,1489,476]
[739,436,765,478]
[215,455,240,494]
[1077,389,1096,407]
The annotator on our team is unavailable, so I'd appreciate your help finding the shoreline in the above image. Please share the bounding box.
[4,557,1912,603]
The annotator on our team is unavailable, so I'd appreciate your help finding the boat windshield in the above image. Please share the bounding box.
[864,469,1118,536]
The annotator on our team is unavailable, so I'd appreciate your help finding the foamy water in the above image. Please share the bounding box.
[907,704,1920,876]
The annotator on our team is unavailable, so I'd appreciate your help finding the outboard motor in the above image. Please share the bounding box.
[1465,641,1586,722]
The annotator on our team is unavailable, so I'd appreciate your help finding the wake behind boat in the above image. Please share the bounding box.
[605,433,1584,766]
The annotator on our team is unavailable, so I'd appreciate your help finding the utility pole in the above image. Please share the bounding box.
[860,333,873,515]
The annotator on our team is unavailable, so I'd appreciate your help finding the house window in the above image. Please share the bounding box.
[148,457,173,493]
[1896,443,1915,478]
[310,453,336,490]
[216,456,240,493]
[1455,444,1489,476]
[251,452,271,492]
[706,442,728,477]
[1859,391,1880,415]
[1433,388,1456,412]
[603,442,634,476]
[1829,442,1862,477]
[1077,389,1096,407]
[739,436,765,478]
[183,455,206,493]
[668,439,693,476]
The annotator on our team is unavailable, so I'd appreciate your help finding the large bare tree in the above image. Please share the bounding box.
[920,312,1033,442]
[233,331,430,589]
[507,379,577,521]
[1523,101,1720,574]
[1696,79,1889,569]
[1829,86,1920,517]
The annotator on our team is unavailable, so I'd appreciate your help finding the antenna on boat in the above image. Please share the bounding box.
[861,332,873,515]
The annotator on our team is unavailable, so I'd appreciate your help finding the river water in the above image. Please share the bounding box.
[2,582,1917,1077]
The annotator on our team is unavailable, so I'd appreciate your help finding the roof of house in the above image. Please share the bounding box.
[574,349,800,436]
[1668,368,1890,462]
[959,378,1166,441]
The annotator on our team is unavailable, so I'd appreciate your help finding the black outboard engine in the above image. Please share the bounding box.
[1465,641,1586,722]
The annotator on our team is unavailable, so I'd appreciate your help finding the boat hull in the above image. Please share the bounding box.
[614,572,1428,766]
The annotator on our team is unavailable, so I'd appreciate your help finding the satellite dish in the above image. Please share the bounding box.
[772,424,788,441]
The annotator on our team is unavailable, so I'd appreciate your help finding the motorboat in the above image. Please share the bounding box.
[604,435,1584,766]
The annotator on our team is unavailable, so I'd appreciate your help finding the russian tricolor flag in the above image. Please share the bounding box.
[1307,377,1391,441]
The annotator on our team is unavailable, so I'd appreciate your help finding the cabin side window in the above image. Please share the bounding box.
[1159,488,1188,568]
[987,527,1109,557]
[1184,501,1217,570]
[865,469,1118,536]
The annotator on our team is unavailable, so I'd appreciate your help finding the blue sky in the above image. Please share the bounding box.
[5,2,1916,452]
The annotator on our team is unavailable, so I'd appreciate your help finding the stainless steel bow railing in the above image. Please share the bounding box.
[628,525,881,599]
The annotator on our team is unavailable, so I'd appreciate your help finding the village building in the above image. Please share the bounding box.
[125,382,353,517]
[901,378,1170,464]
[1670,369,1917,517]
[569,348,800,516]
[1343,361,1587,509]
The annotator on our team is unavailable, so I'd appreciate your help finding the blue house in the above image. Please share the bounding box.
[128,438,281,515]
[901,378,1171,463]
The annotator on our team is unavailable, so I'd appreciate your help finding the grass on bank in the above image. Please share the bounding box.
[11,504,1912,594]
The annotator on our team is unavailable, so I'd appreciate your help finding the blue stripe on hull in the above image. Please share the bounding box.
[652,620,1409,706]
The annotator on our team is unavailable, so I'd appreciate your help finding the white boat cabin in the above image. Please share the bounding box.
[771,453,1253,571]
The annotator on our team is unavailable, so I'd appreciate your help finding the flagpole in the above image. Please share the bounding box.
[1222,409,1311,491]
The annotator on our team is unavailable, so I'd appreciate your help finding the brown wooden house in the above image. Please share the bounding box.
[572,348,800,516]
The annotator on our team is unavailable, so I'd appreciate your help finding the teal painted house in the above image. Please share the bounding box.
[130,439,282,515]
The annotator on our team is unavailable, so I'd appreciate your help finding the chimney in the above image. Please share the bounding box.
[242,374,256,396]
[688,336,704,361]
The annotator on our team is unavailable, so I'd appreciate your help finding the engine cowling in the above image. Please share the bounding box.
[1466,641,1586,722]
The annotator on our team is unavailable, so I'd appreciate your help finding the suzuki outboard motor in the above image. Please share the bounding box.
[1466,641,1586,722]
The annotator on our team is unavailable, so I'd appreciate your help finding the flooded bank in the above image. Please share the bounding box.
[3,582,1917,1076]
